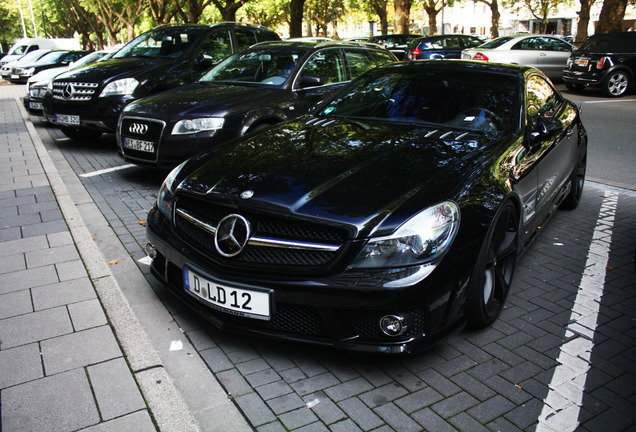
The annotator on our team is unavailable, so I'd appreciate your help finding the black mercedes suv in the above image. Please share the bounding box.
[562,32,636,97]
[42,23,280,141]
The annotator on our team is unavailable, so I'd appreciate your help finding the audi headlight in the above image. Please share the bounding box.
[172,117,225,135]
[157,161,187,221]
[350,201,460,269]
[100,78,139,97]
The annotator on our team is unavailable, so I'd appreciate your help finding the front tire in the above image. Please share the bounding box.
[561,140,587,210]
[60,126,103,142]
[602,70,630,97]
[465,202,519,328]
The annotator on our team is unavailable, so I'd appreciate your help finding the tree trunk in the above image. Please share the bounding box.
[424,6,439,35]
[289,0,305,37]
[575,0,595,43]
[596,0,628,33]
[490,1,499,38]
[394,0,412,34]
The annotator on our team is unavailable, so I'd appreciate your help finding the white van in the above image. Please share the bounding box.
[1,38,80,66]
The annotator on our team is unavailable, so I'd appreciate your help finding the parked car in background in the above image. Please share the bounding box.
[562,32,636,97]
[145,60,587,353]
[405,34,485,60]
[42,22,280,141]
[117,40,397,168]
[462,34,575,81]
[1,37,80,66]
[9,50,91,84]
[1,49,51,80]
[369,34,421,60]
[24,50,115,114]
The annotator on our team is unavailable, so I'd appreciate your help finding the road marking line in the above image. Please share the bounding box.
[536,189,619,432]
[583,99,636,104]
[80,164,137,178]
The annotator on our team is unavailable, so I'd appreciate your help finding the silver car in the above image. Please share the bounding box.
[462,34,575,81]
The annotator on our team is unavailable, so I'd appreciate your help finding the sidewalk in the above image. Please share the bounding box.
[0,84,242,431]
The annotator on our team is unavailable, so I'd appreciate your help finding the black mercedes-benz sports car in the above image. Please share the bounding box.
[146,60,587,354]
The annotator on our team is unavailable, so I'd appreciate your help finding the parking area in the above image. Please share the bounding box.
[28,93,636,432]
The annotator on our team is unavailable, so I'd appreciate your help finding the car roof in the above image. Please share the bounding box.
[251,40,390,50]
[374,59,531,76]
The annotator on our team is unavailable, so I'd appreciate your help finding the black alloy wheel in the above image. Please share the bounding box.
[465,202,519,328]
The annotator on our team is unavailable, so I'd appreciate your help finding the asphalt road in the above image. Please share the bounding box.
[22,82,636,431]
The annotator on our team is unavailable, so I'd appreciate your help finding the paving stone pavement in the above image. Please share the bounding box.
[2,81,635,431]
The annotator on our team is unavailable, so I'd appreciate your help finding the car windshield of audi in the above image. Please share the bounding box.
[42,23,280,142]
[117,41,397,168]
[145,60,587,354]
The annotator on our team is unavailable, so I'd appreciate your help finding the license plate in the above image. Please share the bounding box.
[183,267,271,320]
[56,114,80,125]
[10,74,19,80]
[575,58,589,67]
[29,102,43,110]
[123,137,156,153]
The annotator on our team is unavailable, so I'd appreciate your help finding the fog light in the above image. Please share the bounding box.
[379,315,407,337]
[145,242,157,259]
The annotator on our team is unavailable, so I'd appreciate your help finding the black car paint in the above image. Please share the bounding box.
[8,50,90,84]
[117,42,397,168]
[146,61,586,353]
[42,23,280,137]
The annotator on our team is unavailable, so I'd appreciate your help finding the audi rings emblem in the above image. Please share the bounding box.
[214,214,251,257]
[129,123,149,135]
[62,83,75,100]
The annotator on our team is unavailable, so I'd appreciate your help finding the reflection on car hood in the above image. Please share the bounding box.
[53,57,171,83]
[178,118,497,237]
[124,83,285,119]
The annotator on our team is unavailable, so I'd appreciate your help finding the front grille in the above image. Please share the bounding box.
[52,81,99,101]
[119,117,165,161]
[174,193,350,270]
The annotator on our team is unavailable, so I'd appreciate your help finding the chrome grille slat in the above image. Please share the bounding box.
[52,81,99,101]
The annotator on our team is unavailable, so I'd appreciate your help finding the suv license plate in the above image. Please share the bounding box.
[29,102,43,110]
[56,114,80,125]
[183,267,271,320]
[123,137,156,153]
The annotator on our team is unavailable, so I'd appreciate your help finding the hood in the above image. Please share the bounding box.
[178,118,500,237]
[124,83,286,120]
[29,66,68,84]
[54,57,173,83]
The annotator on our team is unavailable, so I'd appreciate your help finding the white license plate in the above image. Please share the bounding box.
[10,74,19,80]
[575,58,589,67]
[183,267,271,320]
[29,102,43,110]
[56,114,80,125]
[124,137,156,153]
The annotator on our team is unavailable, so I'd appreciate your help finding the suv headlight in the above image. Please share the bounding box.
[24,67,35,76]
[350,201,460,269]
[172,117,225,135]
[100,78,139,97]
[157,161,187,221]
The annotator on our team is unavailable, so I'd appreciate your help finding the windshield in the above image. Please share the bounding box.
[113,27,207,59]
[479,36,515,49]
[319,67,519,134]
[200,47,309,86]
[16,50,49,63]
[8,45,29,56]
[38,51,66,63]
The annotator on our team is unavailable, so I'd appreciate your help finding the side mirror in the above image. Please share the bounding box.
[528,116,564,147]
[195,54,212,70]
[299,75,322,88]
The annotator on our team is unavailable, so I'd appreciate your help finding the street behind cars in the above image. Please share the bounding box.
[117,40,397,168]
[145,60,587,354]
[461,34,575,81]
[562,31,636,97]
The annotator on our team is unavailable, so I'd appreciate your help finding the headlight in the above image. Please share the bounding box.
[100,78,138,97]
[172,117,225,135]
[157,161,187,221]
[350,201,460,269]
[25,67,35,76]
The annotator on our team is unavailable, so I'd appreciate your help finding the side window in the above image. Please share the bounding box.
[464,37,483,48]
[197,30,232,64]
[298,49,345,86]
[256,30,279,43]
[526,75,562,122]
[344,49,376,79]
[513,38,540,50]
[371,50,396,64]
[441,37,460,49]
[234,29,257,51]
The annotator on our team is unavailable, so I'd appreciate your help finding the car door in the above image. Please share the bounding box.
[291,48,348,114]
[510,37,543,69]
[437,36,463,58]
[535,36,573,80]
[524,74,578,229]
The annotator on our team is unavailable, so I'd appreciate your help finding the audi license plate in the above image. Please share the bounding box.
[123,137,155,153]
[183,267,271,320]
[55,114,80,125]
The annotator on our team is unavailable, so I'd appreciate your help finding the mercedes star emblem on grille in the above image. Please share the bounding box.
[129,123,149,135]
[62,83,75,100]
[214,214,251,257]
[240,190,254,199]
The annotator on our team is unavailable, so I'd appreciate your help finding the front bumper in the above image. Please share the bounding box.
[43,93,134,132]
[145,205,470,354]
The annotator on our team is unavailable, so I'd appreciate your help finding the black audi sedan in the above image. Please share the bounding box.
[117,41,397,168]
[145,61,587,354]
